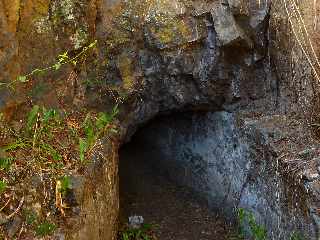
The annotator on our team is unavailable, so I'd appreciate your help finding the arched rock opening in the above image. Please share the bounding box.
[119,111,317,240]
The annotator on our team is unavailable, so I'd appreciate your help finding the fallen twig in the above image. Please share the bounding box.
[0,199,11,212]
[6,196,24,220]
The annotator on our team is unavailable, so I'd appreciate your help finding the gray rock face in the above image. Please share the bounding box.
[110,2,318,237]
[130,111,317,239]
[0,0,318,239]
[211,2,251,47]
[82,0,320,239]
[112,0,277,139]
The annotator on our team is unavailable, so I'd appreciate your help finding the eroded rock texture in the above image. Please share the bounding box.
[0,0,320,239]
[105,0,276,139]
[131,112,318,239]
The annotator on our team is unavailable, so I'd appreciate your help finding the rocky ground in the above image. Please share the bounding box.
[119,140,236,240]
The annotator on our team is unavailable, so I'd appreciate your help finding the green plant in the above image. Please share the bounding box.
[0,156,13,170]
[236,208,267,240]
[2,103,119,168]
[79,105,119,162]
[236,208,246,239]
[290,232,304,240]
[35,221,56,236]
[0,33,118,237]
[59,175,72,196]
[0,40,98,89]
[23,209,56,237]
[120,223,154,240]
[0,180,7,194]
[2,139,29,152]
[2,106,64,166]
[27,105,40,133]
[23,209,38,225]
[247,212,268,240]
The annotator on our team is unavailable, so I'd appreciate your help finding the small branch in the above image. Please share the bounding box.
[0,40,97,89]
[6,196,24,220]
[0,199,11,212]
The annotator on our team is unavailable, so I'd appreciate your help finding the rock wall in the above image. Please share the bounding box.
[0,0,317,111]
[67,140,119,240]
[0,0,320,239]
[130,111,317,239]
[270,0,320,116]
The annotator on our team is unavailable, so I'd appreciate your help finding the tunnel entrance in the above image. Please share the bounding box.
[119,111,237,240]
[118,111,316,240]
[119,137,234,239]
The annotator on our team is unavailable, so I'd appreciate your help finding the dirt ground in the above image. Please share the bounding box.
[119,141,235,240]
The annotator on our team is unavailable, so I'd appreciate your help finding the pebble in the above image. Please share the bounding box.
[128,215,144,229]
[302,169,319,182]
[6,216,22,238]
[0,212,8,225]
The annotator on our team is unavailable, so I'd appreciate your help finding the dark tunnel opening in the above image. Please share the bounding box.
[118,110,317,240]
[118,111,236,240]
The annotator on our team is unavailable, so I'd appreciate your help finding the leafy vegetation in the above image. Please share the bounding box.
[233,208,305,240]
[24,209,37,225]
[0,156,13,170]
[0,29,121,236]
[35,221,56,237]
[23,209,56,237]
[0,180,7,194]
[79,105,119,163]
[236,208,268,240]
[0,40,98,90]
[59,175,72,196]
[0,104,118,237]
[119,223,156,240]
[1,104,118,169]
[290,232,305,240]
